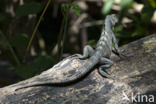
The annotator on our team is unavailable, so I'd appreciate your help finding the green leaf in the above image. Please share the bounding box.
[9,33,29,48]
[149,0,156,8]
[61,3,70,16]
[0,13,5,22]
[13,55,54,79]
[120,0,132,9]
[71,3,81,16]
[141,4,155,23]
[102,0,114,14]
[132,26,146,37]
[61,3,70,12]
[16,2,42,17]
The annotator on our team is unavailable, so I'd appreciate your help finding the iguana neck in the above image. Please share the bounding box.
[104,17,113,33]
[95,16,115,58]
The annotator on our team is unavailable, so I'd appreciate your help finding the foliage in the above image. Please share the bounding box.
[0,1,51,80]
[10,55,53,79]
[16,2,42,17]
[102,0,156,45]
[59,2,80,60]
[9,33,29,48]
[86,40,96,47]
[61,2,80,16]
[102,0,114,14]
[0,0,81,81]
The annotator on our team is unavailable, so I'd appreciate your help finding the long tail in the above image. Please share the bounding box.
[12,53,100,91]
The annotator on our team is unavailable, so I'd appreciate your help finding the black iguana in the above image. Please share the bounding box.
[8,14,123,91]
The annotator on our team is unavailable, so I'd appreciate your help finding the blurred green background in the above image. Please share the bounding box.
[0,0,156,87]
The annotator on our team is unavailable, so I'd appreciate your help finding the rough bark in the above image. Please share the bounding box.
[0,34,156,104]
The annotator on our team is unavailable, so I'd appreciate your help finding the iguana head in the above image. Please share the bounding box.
[105,14,118,26]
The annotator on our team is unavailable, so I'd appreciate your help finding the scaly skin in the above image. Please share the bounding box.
[73,14,120,79]
[14,14,121,90]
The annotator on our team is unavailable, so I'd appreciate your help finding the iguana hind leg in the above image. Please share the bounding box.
[98,57,114,79]
[76,45,95,59]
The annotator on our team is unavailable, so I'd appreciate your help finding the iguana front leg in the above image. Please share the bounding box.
[112,33,133,58]
[75,45,95,59]
[98,57,114,79]
[112,33,126,58]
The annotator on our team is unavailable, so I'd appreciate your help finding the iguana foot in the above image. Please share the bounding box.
[98,57,114,79]
[98,68,115,79]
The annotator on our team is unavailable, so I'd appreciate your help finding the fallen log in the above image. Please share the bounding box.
[0,34,156,104]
